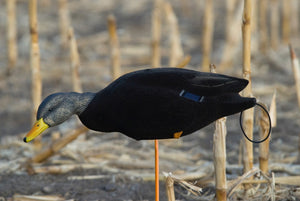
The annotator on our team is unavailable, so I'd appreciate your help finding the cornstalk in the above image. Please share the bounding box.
[151,0,162,67]
[291,0,299,39]
[68,27,82,92]
[269,90,277,127]
[282,0,291,44]
[6,0,17,75]
[165,175,175,201]
[259,103,271,174]
[289,45,300,108]
[58,0,70,48]
[201,0,214,72]
[242,0,254,175]
[107,14,121,80]
[258,0,268,54]
[164,2,183,67]
[270,0,279,50]
[29,0,42,148]
[213,117,227,201]
[211,65,227,201]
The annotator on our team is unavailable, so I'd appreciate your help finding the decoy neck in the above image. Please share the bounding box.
[24,92,96,142]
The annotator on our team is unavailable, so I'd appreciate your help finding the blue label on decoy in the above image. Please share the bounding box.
[180,90,203,102]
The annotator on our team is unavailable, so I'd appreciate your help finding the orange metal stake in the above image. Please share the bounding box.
[155,139,159,201]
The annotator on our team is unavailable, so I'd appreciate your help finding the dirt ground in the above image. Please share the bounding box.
[0,0,300,200]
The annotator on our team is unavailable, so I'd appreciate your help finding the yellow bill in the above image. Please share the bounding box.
[23,118,49,143]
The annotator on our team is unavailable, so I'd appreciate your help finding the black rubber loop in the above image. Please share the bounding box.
[239,102,272,143]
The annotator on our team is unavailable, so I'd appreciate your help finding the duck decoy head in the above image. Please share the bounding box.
[23,92,84,143]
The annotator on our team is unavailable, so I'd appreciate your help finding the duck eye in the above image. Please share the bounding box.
[48,108,53,112]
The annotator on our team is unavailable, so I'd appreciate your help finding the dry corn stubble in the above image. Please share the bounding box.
[107,14,121,80]
[241,0,254,176]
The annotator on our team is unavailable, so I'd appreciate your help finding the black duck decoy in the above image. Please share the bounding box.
[24,67,256,142]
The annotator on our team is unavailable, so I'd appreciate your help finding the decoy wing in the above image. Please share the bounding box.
[116,68,249,96]
[183,72,249,95]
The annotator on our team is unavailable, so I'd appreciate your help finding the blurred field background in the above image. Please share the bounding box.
[0,0,300,200]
